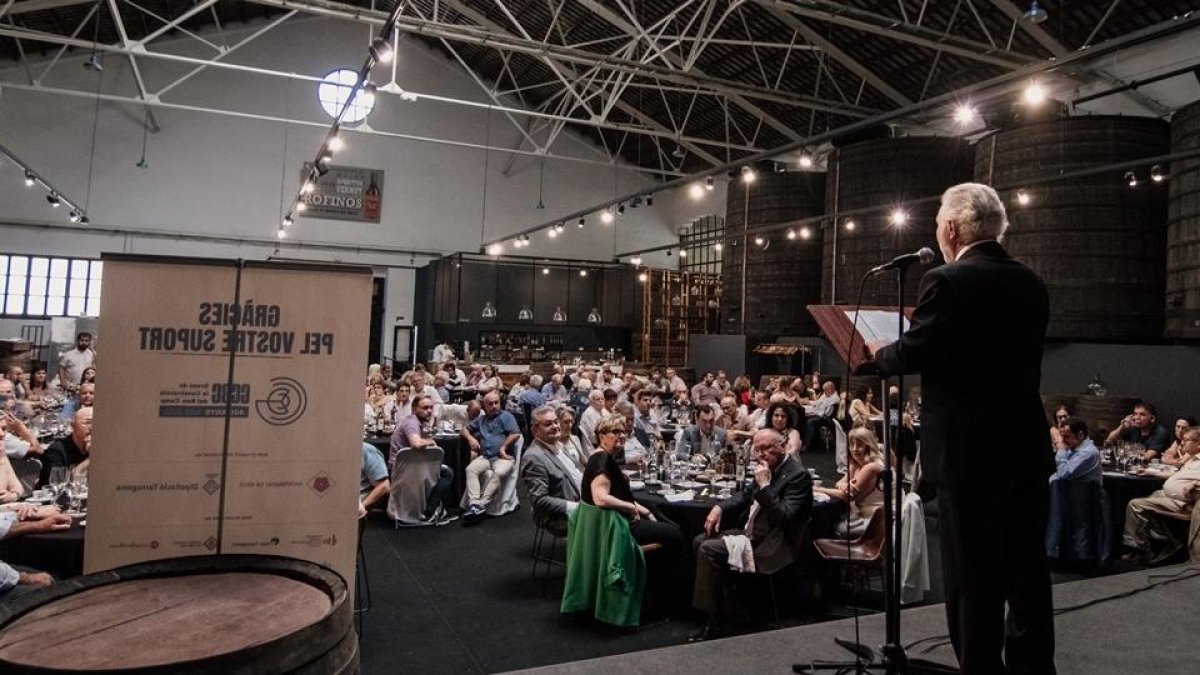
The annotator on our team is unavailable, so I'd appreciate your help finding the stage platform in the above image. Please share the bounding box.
[509,563,1199,675]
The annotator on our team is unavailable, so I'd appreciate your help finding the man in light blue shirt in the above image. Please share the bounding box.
[1052,418,1102,484]
[461,391,520,522]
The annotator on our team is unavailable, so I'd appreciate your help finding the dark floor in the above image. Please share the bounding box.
[354,449,1117,674]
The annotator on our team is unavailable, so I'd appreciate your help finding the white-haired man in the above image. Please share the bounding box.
[867,182,1055,674]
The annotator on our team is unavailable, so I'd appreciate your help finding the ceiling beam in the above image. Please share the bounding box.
[754,0,1035,69]
[985,0,1169,115]
[240,0,879,117]
[757,3,913,107]
[577,0,804,144]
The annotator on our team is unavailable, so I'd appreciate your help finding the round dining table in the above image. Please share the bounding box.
[0,516,85,579]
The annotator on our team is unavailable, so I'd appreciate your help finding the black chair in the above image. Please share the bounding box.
[354,518,371,635]
[530,509,568,597]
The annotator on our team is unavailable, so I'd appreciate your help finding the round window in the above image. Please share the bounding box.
[317,69,374,123]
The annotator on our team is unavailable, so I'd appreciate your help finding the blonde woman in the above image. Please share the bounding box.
[815,426,885,538]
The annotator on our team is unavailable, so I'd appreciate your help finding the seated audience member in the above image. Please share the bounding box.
[79,366,96,387]
[568,378,591,412]
[671,383,691,407]
[359,443,390,517]
[506,373,530,414]
[716,395,746,431]
[849,385,882,428]
[584,416,684,611]
[3,366,26,400]
[479,365,503,394]
[380,363,393,383]
[521,406,583,523]
[557,407,588,470]
[541,374,570,403]
[1051,418,1102,484]
[0,379,33,418]
[632,389,660,448]
[1162,416,1200,467]
[520,375,547,409]
[1,502,71,601]
[604,388,620,414]
[578,389,606,449]
[1105,402,1171,460]
[60,382,95,421]
[1122,426,1200,564]
[770,376,802,407]
[766,403,803,458]
[466,364,484,389]
[391,395,456,525]
[3,408,43,460]
[691,372,721,408]
[802,381,841,448]
[664,368,686,394]
[1,447,25,503]
[39,407,92,487]
[461,392,520,522]
[385,382,412,426]
[433,372,451,402]
[614,401,647,466]
[675,405,726,462]
[24,366,51,408]
[731,375,753,408]
[729,390,771,442]
[690,429,813,641]
[1049,404,1072,450]
[816,427,885,538]
[407,372,443,406]
[713,371,731,396]
[444,361,466,389]
[366,380,387,417]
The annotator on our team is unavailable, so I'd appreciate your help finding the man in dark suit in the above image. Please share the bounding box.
[688,429,812,641]
[869,182,1055,674]
[520,405,582,523]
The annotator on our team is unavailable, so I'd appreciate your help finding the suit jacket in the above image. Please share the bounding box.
[719,455,812,574]
[521,439,582,520]
[674,425,726,460]
[874,241,1053,489]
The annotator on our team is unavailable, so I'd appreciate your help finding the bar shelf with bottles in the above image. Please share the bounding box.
[475,331,565,363]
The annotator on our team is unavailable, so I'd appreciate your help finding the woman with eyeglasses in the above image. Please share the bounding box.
[1161,416,1200,467]
[582,416,684,607]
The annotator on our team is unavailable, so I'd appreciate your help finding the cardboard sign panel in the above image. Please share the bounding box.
[85,255,371,585]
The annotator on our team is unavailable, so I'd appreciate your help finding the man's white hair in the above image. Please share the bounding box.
[529,374,543,387]
[940,182,1008,244]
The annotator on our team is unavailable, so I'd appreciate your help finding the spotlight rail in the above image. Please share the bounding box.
[0,143,89,223]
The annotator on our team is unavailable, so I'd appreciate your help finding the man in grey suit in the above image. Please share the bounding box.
[688,429,812,641]
[520,405,583,522]
[675,405,726,461]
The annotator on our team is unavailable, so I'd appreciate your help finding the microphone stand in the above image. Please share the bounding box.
[794,267,957,675]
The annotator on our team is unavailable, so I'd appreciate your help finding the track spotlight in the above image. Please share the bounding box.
[638,272,648,283]
[296,198,307,212]
[369,37,394,63]
[617,203,626,216]
[83,54,103,72]
[631,256,642,265]
[753,235,765,246]
[798,155,814,169]
[646,195,654,206]
[689,183,705,199]
[302,181,315,194]
[672,144,686,159]
[1016,190,1031,206]
[713,242,723,252]
[678,249,687,258]
[276,227,287,239]
[542,267,550,275]
[361,82,378,107]
[579,269,588,277]
[487,243,503,256]
[46,194,60,207]
[666,249,672,257]
[844,219,856,231]
[741,166,757,184]
[79,215,89,225]
[800,226,812,240]
[705,176,715,190]
[786,228,796,240]
[1125,171,1138,187]
[283,214,294,227]
[23,172,35,187]
[554,222,565,233]
[601,210,614,224]
[577,217,585,228]
[69,210,80,223]
[890,209,908,227]
[547,228,558,239]
[1150,165,1166,183]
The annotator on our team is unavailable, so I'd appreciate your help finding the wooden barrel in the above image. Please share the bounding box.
[1041,393,1079,423]
[1074,395,1139,441]
[823,137,974,306]
[976,116,1170,341]
[1167,100,1200,339]
[0,555,356,675]
[722,170,826,337]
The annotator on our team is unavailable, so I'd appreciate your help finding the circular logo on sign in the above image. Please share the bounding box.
[255,377,308,426]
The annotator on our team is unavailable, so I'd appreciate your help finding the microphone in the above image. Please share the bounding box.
[867,247,936,275]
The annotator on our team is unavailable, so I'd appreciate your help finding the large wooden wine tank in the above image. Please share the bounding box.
[823,137,973,306]
[722,170,825,337]
[976,116,1170,341]
[1167,100,1200,339]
